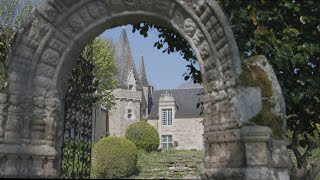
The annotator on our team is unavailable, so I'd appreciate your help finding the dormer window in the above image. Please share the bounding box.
[129,84,133,90]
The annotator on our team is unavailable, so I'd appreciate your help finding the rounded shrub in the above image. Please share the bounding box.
[91,136,138,179]
[125,121,159,152]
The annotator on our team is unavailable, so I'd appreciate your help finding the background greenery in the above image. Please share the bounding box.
[132,0,320,178]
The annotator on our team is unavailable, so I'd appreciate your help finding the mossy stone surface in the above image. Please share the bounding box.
[240,56,283,139]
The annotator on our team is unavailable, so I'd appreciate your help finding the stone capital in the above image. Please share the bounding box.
[240,126,272,142]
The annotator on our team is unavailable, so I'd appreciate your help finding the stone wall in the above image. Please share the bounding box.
[108,88,141,137]
[148,117,204,150]
[165,154,203,179]
[0,93,8,141]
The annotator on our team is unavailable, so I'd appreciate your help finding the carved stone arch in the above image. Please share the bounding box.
[0,0,289,179]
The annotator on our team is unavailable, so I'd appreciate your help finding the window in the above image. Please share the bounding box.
[127,109,132,120]
[162,135,173,150]
[161,109,172,125]
[128,84,133,90]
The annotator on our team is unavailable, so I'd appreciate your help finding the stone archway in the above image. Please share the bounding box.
[0,0,289,179]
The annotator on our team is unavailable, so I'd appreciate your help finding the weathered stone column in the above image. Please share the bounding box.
[241,126,289,180]
[241,126,272,179]
[0,144,57,178]
[241,126,271,165]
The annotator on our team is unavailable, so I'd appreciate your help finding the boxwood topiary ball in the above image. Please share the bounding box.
[91,136,138,179]
[125,121,159,152]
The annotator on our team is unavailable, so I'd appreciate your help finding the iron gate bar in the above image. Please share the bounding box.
[60,53,96,179]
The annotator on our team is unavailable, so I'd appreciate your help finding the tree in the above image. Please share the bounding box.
[132,0,320,178]
[0,0,36,91]
[81,37,117,110]
[218,1,320,179]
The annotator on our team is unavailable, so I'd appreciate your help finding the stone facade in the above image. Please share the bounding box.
[0,0,290,179]
[148,89,205,150]
[148,117,204,150]
[108,89,142,137]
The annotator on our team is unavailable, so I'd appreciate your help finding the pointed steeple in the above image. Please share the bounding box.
[114,28,141,90]
[139,55,149,86]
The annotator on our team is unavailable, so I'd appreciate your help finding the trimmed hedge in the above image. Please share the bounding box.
[125,121,159,152]
[91,136,138,179]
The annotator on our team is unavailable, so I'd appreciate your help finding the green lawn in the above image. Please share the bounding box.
[89,144,320,179]
[128,148,320,179]
[127,149,204,179]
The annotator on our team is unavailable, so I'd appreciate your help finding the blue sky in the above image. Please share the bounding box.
[100,25,191,90]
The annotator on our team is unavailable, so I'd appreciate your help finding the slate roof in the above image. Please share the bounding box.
[114,29,142,91]
[139,56,149,86]
[148,88,204,119]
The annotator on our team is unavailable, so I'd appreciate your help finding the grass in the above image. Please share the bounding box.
[127,149,204,179]
[65,140,320,179]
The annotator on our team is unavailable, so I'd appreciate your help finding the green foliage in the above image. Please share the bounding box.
[217,0,320,176]
[81,37,117,110]
[91,136,138,179]
[125,121,160,152]
[216,0,320,136]
[0,0,35,31]
[0,0,37,92]
[133,1,320,176]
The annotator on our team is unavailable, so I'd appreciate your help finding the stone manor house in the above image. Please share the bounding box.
[92,29,204,150]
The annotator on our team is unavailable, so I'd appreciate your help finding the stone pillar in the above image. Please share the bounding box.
[0,144,57,178]
[241,126,272,179]
[240,126,290,180]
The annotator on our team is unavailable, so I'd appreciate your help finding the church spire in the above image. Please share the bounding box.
[114,28,141,90]
[139,55,149,86]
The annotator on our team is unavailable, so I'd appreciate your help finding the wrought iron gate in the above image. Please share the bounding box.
[60,54,97,179]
